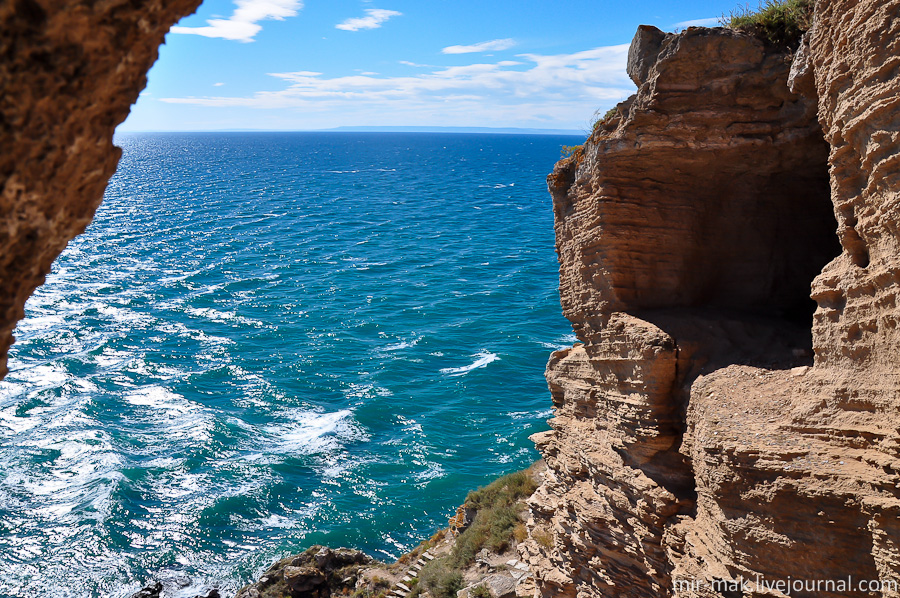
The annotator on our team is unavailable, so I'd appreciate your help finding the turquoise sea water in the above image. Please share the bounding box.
[0,132,577,598]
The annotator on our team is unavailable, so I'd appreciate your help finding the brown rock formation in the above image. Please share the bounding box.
[0,0,201,376]
[235,546,374,598]
[522,4,900,597]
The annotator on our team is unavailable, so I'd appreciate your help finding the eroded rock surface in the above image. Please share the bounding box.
[0,0,201,376]
[522,6,900,598]
[235,546,373,598]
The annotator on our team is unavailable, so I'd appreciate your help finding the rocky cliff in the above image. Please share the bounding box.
[520,2,900,597]
[0,0,201,377]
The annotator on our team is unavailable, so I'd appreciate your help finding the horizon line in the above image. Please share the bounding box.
[114,125,587,136]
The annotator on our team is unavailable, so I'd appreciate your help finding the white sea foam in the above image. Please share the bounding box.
[157,268,204,284]
[15,364,70,389]
[13,313,65,334]
[126,386,197,415]
[539,333,579,351]
[539,341,570,350]
[439,351,499,376]
[258,514,297,529]
[125,386,213,442]
[0,408,38,434]
[94,348,133,368]
[184,307,264,327]
[263,409,364,456]
[412,462,445,483]
[382,337,419,351]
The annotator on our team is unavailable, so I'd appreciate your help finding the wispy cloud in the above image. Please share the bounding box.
[399,60,433,68]
[170,0,303,42]
[335,8,401,31]
[442,38,516,54]
[160,45,634,128]
[672,17,720,28]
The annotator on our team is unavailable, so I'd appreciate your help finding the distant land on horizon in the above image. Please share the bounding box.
[116,126,586,136]
[324,126,586,136]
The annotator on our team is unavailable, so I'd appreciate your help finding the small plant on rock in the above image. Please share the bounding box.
[419,557,464,598]
[471,585,491,598]
[560,144,582,158]
[591,107,619,132]
[721,0,813,49]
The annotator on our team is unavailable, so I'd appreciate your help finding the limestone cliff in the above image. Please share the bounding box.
[520,3,900,597]
[0,0,201,377]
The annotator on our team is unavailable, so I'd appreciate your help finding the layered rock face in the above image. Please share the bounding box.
[0,0,201,376]
[234,546,374,598]
[521,5,900,597]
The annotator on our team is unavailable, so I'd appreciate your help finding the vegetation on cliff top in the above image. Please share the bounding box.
[721,0,813,49]
[451,468,537,567]
[408,465,539,598]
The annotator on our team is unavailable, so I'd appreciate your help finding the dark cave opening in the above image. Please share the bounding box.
[622,134,841,363]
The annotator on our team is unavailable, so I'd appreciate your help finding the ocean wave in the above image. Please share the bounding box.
[412,462,445,483]
[262,409,366,457]
[125,386,213,442]
[539,333,578,351]
[381,338,419,351]
[439,351,499,376]
[184,307,265,328]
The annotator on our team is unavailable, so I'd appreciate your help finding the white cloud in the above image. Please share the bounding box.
[442,38,516,54]
[335,9,401,31]
[160,45,634,129]
[170,0,303,42]
[399,60,433,68]
[214,82,225,87]
[672,17,720,28]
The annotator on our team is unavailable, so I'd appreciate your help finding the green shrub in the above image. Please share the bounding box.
[448,469,539,568]
[591,107,619,132]
[532,528,554,549]
[471,585,491,598]
[464,471,537,511]
[419,557,464,598]
[560,144,582,158]
[721,0,813,48]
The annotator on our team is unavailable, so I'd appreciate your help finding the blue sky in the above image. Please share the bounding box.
[120,0,746,132]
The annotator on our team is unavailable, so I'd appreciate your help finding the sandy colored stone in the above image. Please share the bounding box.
[524,5,900,598]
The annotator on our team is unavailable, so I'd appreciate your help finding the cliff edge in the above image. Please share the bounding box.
[520,2,900,597]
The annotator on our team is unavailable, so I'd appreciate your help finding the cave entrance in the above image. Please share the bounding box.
[626,131,841,369]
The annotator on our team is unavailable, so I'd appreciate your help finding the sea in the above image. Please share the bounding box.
[0,132,579,598]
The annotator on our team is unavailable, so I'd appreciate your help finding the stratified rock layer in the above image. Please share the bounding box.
[522,5,900,597]
[0,0,201,376]
[235,546,373,598]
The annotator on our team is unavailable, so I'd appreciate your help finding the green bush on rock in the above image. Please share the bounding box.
[721,0,813,49]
